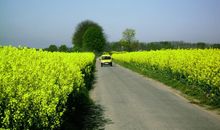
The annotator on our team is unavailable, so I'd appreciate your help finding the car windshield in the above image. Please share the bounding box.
[102,56,111,60]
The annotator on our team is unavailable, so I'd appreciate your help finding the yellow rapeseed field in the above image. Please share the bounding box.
[0,46,95,129]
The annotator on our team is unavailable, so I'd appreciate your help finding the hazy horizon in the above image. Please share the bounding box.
[0,0,220,48]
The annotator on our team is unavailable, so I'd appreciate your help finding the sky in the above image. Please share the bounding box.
[0,0,220,48]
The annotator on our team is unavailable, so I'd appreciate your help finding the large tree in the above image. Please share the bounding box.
[82,27,106,52]
[72,20,103,51]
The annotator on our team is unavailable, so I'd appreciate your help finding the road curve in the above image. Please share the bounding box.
[91,60,220,130]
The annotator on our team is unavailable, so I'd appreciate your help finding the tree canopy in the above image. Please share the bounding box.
[82,27,106,52]
[119,28,136,51]
[72,20,104,51]
[59,44,68,52]
[47,44,58,52]
[122,28,136,44]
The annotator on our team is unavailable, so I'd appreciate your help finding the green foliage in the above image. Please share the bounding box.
[212,44,220,49]
[146,41,173,50]
[47,44,58,52]
[0,46,95,129]
[196,42,206,49]
[59,44,68,52]
[82,27,106,52]
[119,28,136,51]
[109,41,220,52]
[72,20,104,51]
[122,28,136,43]
[109,41,121,51]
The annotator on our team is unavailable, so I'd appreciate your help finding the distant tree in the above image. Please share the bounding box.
[146,42,160,50]
[122,28,136,44]
[119,39,129,51]
[104,42,111,52]
[130,41,140,51]
[82,27,106,52]
[59,44,68,52]
[160,41,173,49]
[47,44,58,52]
[139,42,148,50]
[212,44,220,49]
[120,28,136,51]
[108,40,149,51]
[109,42,121,51]
[72,20,103,51]
[196,42,206,49]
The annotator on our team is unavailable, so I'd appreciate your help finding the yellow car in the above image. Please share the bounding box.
[100,54,112,67]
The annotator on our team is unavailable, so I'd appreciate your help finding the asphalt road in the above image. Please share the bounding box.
[91,60,220,130]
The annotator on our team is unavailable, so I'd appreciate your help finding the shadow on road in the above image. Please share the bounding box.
[60,89,111,130]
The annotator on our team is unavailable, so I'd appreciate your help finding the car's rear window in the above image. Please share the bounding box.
[102,56,111,60]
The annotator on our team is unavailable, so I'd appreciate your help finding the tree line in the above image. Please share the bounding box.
[44,44,71,52]
[106,41,220,52]
[44,20,220,52]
